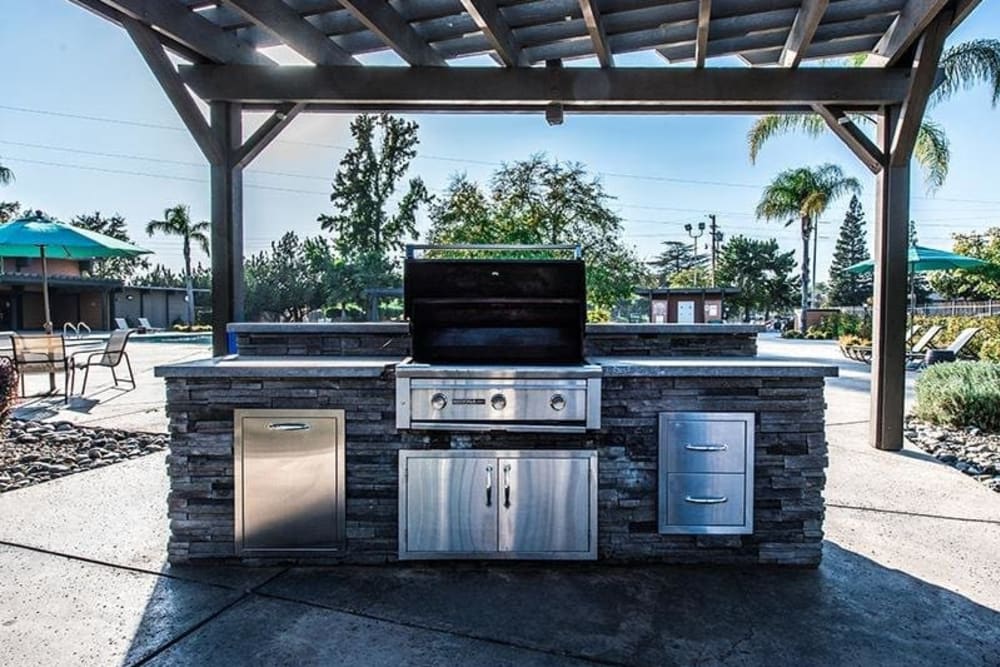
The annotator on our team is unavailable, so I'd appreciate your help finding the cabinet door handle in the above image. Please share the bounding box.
[503,464,511,508]
[267,422,311,432]
[485,466,493,507]
[684,495,728,505]
[684,443,728,452]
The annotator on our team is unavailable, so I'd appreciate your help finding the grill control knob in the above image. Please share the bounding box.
[430,393,447,410]
[490,393,507,411]
[550,394,567,411]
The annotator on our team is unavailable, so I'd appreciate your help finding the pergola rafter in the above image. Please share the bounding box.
[63,0,983,453]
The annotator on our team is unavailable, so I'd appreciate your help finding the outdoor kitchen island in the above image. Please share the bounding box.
[156,322,837,568]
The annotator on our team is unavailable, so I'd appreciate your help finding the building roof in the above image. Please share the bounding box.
[0,273,122,290]
[638,287,740,297]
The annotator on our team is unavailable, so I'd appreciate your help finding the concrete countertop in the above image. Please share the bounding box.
[592,357,839,378]
[154,356,402,378]
[228,322,763,335]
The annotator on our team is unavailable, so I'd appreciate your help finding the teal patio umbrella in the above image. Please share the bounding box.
[0,211,152,331]
[845,244,990,321]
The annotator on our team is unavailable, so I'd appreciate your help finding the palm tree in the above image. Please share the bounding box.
[756,164,861,318]
[0,161,14,186]
[146,205,210,326]
[748,40,1000,191]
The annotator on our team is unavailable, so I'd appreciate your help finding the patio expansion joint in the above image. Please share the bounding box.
[250,585,634,667]
[826,503,1000,526]
[128,566,292,667]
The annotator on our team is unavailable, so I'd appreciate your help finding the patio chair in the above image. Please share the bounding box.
[114,317,131,331]
[71,329,136,395]
[842,325,943,365]
[137,317,164,333]
[906,327,982,367]
[10,333,71,403]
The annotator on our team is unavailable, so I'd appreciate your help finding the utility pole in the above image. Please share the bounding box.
[812,219,820,307]
[707,214,723,287]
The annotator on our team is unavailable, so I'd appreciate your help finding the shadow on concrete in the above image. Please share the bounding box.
[120,543,1000,666]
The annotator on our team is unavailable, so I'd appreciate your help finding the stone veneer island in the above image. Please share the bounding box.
[155,323,836,567]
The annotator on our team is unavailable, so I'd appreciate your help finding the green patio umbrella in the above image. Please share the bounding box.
[845,244,990,321]
[0,211,152,332]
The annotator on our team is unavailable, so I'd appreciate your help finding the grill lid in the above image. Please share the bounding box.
[404,245,586,364]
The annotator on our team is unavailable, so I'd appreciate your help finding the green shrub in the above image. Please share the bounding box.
[914,361,1000,432]
[977,337,1000,362]
[171,324,212,332]
[804,326,830,339]
[781,330,803,339]
[0,358,17,427]
[838,334,870,347]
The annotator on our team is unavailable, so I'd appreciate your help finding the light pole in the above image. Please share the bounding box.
[685,221,706,286]
[707,214,722,287]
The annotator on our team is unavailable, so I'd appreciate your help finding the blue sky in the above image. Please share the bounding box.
[1,1,998,283]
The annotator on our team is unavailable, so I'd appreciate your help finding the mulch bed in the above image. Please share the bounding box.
[905,415,1000,493]
[0,418,167,493]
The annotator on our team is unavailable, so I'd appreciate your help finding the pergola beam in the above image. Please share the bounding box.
[337,0,446,66]
[578,0,614,68]
[177,65,916,111]
[694,0,712,68]
[890,9,952,165]
[123,18,223,165]
[812,105,884,173]
[224,0,359,66]
[234,102,305,169]
[74,0,273,65]
[459,0,525,67]
[866,0,950,68]
[780,0,829,68]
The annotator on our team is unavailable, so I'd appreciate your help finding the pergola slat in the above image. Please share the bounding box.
[694,0,712,68]
[579,0,615,67]
[867,0,950,67]
[337,0,447,65]
[460,0,525,67]
[224,0,359,65]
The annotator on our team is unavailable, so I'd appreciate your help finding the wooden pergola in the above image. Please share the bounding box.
[69,0,982,451]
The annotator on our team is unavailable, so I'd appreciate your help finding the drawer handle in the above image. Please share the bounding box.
[684,495,728,505]
[684,444,728,452]
[267,422,312,432]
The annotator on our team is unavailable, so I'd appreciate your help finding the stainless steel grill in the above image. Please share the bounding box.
[396,244,601,433]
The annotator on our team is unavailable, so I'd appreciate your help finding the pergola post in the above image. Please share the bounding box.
[210,102,244,356]
[870,104,911,451]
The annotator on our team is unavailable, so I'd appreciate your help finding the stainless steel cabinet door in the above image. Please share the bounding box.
[403,456,498,555]
[237,411,345,554]
[498,456,592,555]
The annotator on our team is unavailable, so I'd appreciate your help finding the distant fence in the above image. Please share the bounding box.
[839,300,1000,318]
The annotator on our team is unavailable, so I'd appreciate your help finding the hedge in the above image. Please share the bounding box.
[914,361,1000,432]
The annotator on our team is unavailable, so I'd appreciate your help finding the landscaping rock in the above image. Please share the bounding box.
[0,418,168,493]
[905,415,1000,494]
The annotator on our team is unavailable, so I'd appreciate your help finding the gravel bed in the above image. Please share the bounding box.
[0,418,167,493]
[905,415,1000,493]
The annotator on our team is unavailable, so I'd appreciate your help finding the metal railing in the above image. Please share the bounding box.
[839,301,999,318]
[62,321,92,339]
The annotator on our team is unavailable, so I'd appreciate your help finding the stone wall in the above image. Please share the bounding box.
[164,370,826,567]
[231,324,759,358]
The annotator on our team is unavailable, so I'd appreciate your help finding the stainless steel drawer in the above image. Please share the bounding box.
[660,416,750,474]
[662,473,748,530]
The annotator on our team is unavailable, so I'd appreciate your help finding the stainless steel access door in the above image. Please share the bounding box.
[403,455,498,555]
[235,409,345,556]
[498,455,593,556]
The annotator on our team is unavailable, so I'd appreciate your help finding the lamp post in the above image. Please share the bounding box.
[685,221,706,287]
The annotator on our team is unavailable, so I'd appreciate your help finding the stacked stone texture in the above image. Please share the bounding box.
[234,330,756,358]
[164,371,826,567]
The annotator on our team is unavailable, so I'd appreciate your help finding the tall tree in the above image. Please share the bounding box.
[429,156,645,312]
[930,227,1000,300]
[755,164,860,320]
[146,205,210,325]
[71,211,149,281]
[827,195,872,306]
[647,241,707,287]
[244,232,328,322]
[747,40,1000,191]
[318,114,428,258]
[715,236,797,322]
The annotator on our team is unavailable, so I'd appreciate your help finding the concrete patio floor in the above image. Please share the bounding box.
[1,336,998,665]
